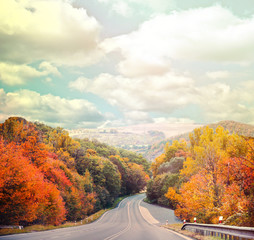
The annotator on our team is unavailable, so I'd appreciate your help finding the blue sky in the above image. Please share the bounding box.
[0,0,254,129]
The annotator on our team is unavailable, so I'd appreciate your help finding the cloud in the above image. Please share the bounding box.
[0,62,60,85]
[0,0,102,66]
[97,0,176,17]
[69,72,196,113]
[69,72,254,126]
[123,111,153,124]
[153,117,195,124]
[112,2,132,17]
[118,56,171,77]
[69,76,90,92]
[0,89,105,128]
[199,81,254,124]
[206,71,230,80]
[39,62,61,77]
[102,5,254,77]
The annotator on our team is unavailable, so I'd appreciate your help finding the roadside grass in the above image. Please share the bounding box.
[163,223,221,240]
[0,195,129,236]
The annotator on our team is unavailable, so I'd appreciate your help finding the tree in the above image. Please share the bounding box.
[0,138,66,225]
[126,163,149,194]
[166,126,254,226]
[103,159,121,205]
[147,173,179,207]
[158,157,184,175]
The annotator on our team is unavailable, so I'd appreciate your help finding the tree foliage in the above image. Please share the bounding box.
[147,126,254,226]
[0,117,150,226]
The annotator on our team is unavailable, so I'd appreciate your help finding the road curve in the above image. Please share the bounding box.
[0,194,189,240]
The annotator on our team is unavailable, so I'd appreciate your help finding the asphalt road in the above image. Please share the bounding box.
[0,194,189,240]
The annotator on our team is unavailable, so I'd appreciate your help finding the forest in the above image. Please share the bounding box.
[0,117,150,226]
[147,126,254,226]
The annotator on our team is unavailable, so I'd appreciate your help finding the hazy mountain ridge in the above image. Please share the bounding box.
[68,123,201,160]
[145,120,254,161]
[68,121,254,161]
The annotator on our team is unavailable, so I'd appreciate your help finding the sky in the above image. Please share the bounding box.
[0,0,254,129]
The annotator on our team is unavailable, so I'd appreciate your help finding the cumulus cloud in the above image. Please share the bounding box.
[199,81,254,124]
[102,5,254,77]
[69,76,90,92]
[97,0,176,17]
[69,72,254,126]
[0,89,105,128]
[69,72,197,113]
[153,117,195,124]
[112,1,132,17]
[0,62,60,85]
[123,111,153,124]
[39,62,61,77]
[206,71,230,80]
[0,0,102,66]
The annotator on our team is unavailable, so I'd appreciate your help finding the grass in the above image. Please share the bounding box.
[0,195,130,236]
[163,223,221,240]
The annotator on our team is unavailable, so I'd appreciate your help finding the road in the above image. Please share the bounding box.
[0,194,190,240]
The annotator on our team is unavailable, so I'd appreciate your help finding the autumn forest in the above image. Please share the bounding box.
[0,117,254,228]
[0,117,149,226]
[147,126,254,226]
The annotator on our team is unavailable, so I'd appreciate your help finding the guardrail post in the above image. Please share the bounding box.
[181,223,254,239]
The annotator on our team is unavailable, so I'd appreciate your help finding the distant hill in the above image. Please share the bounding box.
[68,123,200,160]
[170,120,254,141]
[145,120,254,161]
[209,120,254,136]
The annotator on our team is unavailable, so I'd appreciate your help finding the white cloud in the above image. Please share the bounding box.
[118,56,171,77]
[112,2,132,17]
[97,0,176,17]
[0,62,60,85]
[199,81,254,124]
[0,0,102,66]
[39,61,61,77]
[153,117,195,124]
[102,5,254,77]
[0,89,104,128]
[123,111,153,124]
[206,71,230,80]
[69,72,196,113]
[69,76,90,92]
[69,72,254,126]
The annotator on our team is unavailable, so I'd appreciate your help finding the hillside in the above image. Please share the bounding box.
[145,120,254,161]
[147,124,254,226]
[0,117,150,226]
[68,123,200,160]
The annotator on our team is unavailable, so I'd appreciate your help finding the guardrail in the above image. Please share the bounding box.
[0,225,23,229]
[181,223,254,240]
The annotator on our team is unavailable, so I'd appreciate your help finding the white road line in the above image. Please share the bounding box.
[164,228,193,240]
[104,202,132,240]
[138,199,159,225]
[96,211,110,224]
[138,199,193,240]
[97,196,128,224]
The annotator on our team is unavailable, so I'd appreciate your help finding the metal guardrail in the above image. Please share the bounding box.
[0,225,23,229]
[181,223,254,240]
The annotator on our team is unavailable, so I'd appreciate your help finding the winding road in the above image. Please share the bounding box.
[0,194,190,240]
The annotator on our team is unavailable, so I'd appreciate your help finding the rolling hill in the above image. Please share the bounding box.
[144,120,254,161]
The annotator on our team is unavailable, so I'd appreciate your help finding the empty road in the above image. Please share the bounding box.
[0,194,190,240]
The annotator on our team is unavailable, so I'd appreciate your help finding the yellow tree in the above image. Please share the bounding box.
[170,127,231,223]
[151,154,166,177]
